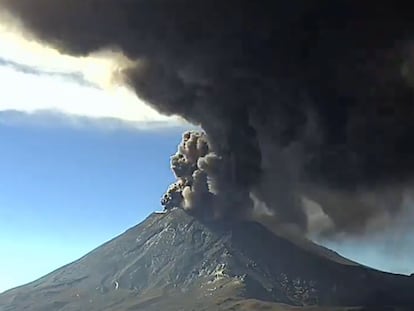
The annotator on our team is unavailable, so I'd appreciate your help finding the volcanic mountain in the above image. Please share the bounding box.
[1,208,413,311]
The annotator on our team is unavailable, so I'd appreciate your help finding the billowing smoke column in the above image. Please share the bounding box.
[161,131,212,212]
[162,131,253,220]
[3,1,414,236]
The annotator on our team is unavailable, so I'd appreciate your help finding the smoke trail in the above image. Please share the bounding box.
[3,1,414,236]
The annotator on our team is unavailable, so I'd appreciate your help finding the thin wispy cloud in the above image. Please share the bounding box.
[0,110,194,132]
[0,57,97,88]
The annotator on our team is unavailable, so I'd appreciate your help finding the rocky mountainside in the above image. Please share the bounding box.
[1,208,413,311]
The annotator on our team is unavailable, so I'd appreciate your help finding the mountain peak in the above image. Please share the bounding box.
[1,208,413,310]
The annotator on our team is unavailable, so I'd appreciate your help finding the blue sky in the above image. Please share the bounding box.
[0,21,413,294]
[0,116,185,293]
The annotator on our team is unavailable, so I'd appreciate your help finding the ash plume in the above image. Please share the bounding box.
[162,131,252,219]
[3,1,414,236]
[161,131,212,212]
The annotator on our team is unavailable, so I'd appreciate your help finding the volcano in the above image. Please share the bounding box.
[1,208,413,311]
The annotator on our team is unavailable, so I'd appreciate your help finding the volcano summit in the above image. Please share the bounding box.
[1,208,413,311]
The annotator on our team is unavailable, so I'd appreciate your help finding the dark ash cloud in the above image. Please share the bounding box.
[3,0,414,236]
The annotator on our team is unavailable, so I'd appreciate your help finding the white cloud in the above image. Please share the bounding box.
[0,21,189,129]
[0,20,126,88]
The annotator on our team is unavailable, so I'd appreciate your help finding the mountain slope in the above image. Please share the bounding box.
[1,208,413,311]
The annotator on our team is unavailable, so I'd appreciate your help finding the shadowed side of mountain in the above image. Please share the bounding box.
[224,220,414,306]
[258,221,359,267]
